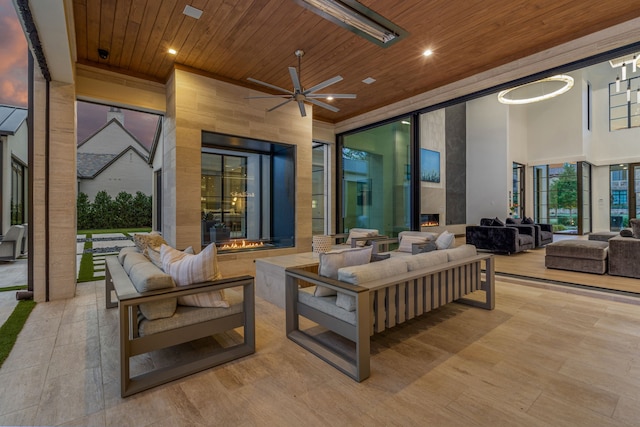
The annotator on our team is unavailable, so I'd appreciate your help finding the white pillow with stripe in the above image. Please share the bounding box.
[160,243,228,308]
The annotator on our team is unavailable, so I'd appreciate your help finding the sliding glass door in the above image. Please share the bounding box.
[534,161,591,234]
[610,162,640,230]
[339,118,412,237]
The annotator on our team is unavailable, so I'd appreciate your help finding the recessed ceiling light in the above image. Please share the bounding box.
[362,77,376,84]
[326,96,334,101]
[168,48,177,55]
[183,5,203,19]
[423,49,433,57]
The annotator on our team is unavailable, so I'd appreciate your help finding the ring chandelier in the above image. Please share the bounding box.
[497,75,574,105]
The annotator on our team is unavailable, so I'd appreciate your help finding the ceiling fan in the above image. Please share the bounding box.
[246,50,356,117]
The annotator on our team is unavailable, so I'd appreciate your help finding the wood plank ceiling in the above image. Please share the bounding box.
[73,0,640,123]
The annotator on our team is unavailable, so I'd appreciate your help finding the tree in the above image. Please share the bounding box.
[77,192,92,229]
[132,191,152,227]
[549,163,577,225]
[92,191,114,229]
[114,192,134,227]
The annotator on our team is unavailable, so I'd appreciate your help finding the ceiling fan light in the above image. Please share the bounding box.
[294,0,408,47]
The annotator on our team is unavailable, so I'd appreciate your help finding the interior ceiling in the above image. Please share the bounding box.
[73,0,640,123]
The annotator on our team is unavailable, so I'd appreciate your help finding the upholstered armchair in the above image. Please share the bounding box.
[466,218,535,254]
[506,217,553,247]
[0,225,25,262]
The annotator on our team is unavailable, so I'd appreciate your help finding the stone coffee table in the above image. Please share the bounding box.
[255,252,319,308]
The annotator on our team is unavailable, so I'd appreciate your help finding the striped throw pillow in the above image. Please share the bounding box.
[160,243,229,308]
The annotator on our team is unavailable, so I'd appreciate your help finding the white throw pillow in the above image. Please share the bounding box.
[160,243,229,308]
[398,235,429,253]
[315,246,373,297]
[435,230,455,250]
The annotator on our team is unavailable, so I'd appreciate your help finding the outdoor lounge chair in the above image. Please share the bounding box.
[0,225,25,262]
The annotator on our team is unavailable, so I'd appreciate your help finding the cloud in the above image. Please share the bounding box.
[0,0,28,106]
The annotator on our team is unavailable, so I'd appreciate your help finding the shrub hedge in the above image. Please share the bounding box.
[77,190,152,230]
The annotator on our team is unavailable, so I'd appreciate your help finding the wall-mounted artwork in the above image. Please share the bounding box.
[421,149,440,183]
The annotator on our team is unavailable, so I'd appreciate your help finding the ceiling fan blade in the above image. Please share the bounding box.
[289,67,302,93]
[245,95,292,99]
[267,98,294,112]
[303,75,343,95]
[306,93,357,99]
[247,77,293,95]
[308,98,339,113]
[297,100,307,117]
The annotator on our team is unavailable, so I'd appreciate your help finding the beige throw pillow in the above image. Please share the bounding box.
[133,231,167,252]
[315,246,373,297]
[160,243,229,308]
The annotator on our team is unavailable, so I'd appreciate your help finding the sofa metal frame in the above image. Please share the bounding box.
[105,256,255,397]
[285,254,494,382]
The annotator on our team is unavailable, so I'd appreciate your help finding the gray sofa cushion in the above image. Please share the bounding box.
[404,250,448,271]
[545,240,608,260]
[443,244,477,261]
[298,287,356,325]
[129,261,177,320]
[338,257,408,285]
[337,257,408,312]
[138,289,243,336]
[123,252,150,275]
[630,218,640,238]
[118,246,139,265]
[129,261,175,292]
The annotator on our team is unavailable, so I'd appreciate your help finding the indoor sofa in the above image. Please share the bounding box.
[506,217,553,247]
[466,218,535,254]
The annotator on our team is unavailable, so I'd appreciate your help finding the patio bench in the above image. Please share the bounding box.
[285,248,494,381]
[105,254,255,397]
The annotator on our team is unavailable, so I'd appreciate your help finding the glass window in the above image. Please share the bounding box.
[340,118,412,237]
[11,158,27,225]
[609,76,640,131]
[511,162,524,218]
[610,164,628,230]
[312,143,327,235]
[201,131,295,251]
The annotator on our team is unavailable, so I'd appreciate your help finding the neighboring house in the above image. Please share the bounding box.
[77,108,152,200]
[0,105,28,236]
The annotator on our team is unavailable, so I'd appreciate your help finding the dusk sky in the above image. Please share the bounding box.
[0,0,158,149]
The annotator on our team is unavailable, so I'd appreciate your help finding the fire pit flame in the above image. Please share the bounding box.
[219,240,265,251]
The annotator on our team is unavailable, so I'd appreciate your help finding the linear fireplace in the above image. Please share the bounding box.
[421,213,440,227]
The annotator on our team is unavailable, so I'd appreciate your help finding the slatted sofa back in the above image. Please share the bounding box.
[285,254,494,382]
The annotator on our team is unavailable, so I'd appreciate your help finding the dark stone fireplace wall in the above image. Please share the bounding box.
[445,104,466,225]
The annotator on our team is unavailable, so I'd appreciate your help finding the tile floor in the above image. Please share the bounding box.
[1,276,640,425]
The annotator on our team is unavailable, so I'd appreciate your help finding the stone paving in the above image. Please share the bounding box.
[76,232,137,279]
[1,232,144,328]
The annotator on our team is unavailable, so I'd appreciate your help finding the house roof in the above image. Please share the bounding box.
[77,118,149,158]
[78,146,149,179]
[77,153,117,178]
[0,105,27,136]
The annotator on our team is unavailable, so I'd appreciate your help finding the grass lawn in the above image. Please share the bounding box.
[0,300,36,369]
[76,228,149,282]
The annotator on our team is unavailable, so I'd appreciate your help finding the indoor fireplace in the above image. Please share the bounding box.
[421,214,440,227]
